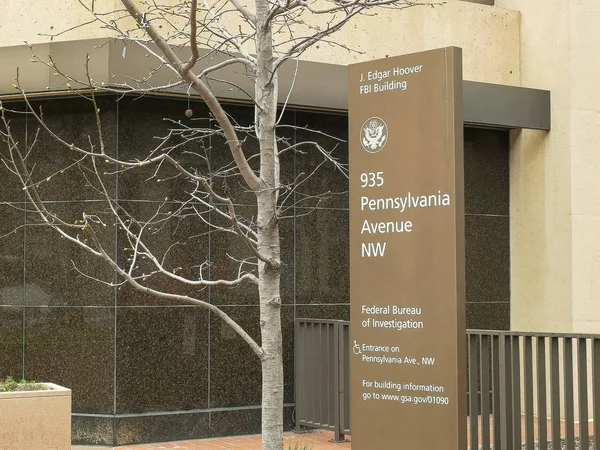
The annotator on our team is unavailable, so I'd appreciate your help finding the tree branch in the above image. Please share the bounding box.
[120,0,262,193]
[180,0,200,73]
[229,0,257,24]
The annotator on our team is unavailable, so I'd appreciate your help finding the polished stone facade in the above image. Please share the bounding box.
[0,95,509,445]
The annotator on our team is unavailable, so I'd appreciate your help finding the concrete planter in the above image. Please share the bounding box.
[0,383,71,450]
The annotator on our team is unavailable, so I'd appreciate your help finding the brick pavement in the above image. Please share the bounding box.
[468,414,594,444]
[88,415,594,450]
[116,430,350,450]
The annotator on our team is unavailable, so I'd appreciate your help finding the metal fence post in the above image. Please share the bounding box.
[334,321,346,442]
[499,333,513,450]
[294,319,302,433]
[331,321,344,442]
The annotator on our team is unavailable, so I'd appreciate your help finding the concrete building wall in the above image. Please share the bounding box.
[300,0,520,86]
[496,0,600,333]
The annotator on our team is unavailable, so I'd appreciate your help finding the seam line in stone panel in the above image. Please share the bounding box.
[19,202,510,216]
[295,206,349,212]
[71,402,296,419]
[36,199,107,204]
[207,115,212,421]
[293,110,297,323]
[465,213,509,217]
[15,303,351,308]
[12,300,508,306]
[292,111,298,411]
[466,301,510,304]
[114,96,120,420]
[20,305,117,308]
[22,104,28,380]
[61,198,351,209]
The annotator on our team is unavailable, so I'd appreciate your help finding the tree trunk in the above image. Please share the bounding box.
[258,238,284,450]
[256,123,284,450]
[255,2,283,449]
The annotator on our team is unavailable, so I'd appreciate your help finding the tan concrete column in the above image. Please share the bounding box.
[496,0,600,333]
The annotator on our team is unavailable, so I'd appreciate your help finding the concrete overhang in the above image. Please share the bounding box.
[0,39,550,131]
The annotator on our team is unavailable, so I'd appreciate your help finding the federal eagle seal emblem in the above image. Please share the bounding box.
[360,117,388,153]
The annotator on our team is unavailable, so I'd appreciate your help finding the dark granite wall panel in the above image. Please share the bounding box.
[294,111,349,209]
[464,128,509,216]
[209,206,260,307]
[116,306,209,413]
[295,208,350,305]
[0,103,27,202]
[24,307,115,413]
[209,305,262,407]
[24,97,118,201]
[115,412,210,446]
[0,306,23,379]
[117,96,210,202]
[24,202,115,307]
[466,215,510,303]
[464,128,510,330]
[72,416,115,446]
[210,207,294,306]
[112,406,295,446]
[209,306,294,407]
[281,306,296,404]
[206,107,296,207]
[114,200,210,307]
[209,106,260,207]
[209,408,261,439]
[0,204,24,306]
[467,302,510,330]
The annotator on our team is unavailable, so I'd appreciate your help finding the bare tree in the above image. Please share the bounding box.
[0,0,431,448]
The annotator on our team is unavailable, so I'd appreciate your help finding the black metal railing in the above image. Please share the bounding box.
[295,319,600,449]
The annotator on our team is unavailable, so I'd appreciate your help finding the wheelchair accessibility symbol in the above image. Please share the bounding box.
[353,341,362,355]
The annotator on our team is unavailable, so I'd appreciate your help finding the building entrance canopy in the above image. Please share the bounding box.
[0,38,550,131]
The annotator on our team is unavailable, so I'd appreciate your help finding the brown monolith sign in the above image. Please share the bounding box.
[349,47,466,449]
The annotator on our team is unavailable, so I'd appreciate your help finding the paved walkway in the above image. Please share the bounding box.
[72,416,594,449]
